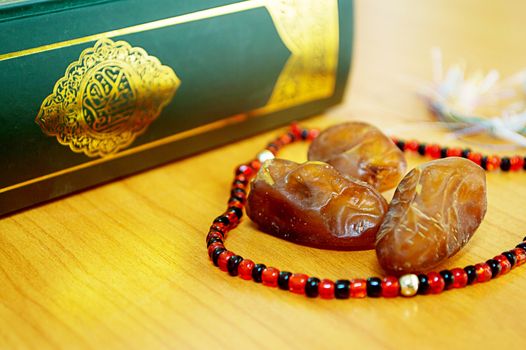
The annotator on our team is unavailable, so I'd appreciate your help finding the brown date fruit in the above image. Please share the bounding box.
[308,122,407,192]
[376,157,487,275]
[246,159,388,250]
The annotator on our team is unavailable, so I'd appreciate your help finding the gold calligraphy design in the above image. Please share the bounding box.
[0,1,347,196]
[36,38,180,157]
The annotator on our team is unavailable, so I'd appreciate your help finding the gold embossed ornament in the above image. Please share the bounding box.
[36,38,180,157]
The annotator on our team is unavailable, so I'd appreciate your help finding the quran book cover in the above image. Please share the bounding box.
[0,0,354,215]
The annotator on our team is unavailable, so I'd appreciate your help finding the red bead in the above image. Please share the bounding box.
[475,263,492,282]
[234,174,248,184]
[350,279,367,298]
[211,222,227,234]
[218,251,234,272]
[238,259,255,280]
[516,157,524,170]
[279,134,292,145]
[225,211,239,225]
[262,267,280,287]
[494,255,512,275]
[451,268,468,288]
[405,140,419,152]
[206,230,223,242]
[486,155,501,171]
[232,182,246,190]
[267,145,279,154]
[425,144,441,159]
[513,248,526,266]
[236,164,254,177]
[289,274,308,294]
[468,152,482,166]
[427,272,445,294]
[510,156,523,171]
[381,276,400,298]
[501,258,512,274]
[290,122,302,139]
[447,148,462,157]
[207,242,224,258]
[319,279,335,299]
[307,129,320,140]
[250,159,261,171]
[273,139,283,148]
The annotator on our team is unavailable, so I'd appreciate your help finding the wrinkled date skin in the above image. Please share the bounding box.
[376,157,487,275]
[308,122,407,192]
[246,159,388,250]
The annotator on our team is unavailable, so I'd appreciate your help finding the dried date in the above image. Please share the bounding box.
[246,159,388,250]
[375,157,487,274]
[308,122,407,192]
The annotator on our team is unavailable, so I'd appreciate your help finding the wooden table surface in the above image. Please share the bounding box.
[2,1,526,349]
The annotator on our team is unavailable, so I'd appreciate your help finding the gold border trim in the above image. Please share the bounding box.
[0,113,251,193]
[0,0,265,61]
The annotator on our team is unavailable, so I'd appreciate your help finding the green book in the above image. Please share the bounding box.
[0,0,353,216]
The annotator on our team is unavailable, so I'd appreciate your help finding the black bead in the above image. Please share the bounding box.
[212,247,226,266]
[516,243,526,251]
[480,156,488,170]
[464,265,477,285]
[300,129,309,140]
[440,147,448,158]
[227,255,243,276]
[230,188,246,197]
[252,264,266,282]
[206,237,222,247]
[417,143,427,156]
[502,251,516,267]
[228,196,243,204]
[523,236,526,242]
[417,274,429,295]
[278,271,292,290]
[500,157,511,171]
[486,259,501,278]
[227,206,243,220]
[523,157,526,170]
[439,270,454,289]
[461,149,471,158]
[305,277,320,298]
[232,179,246,187]
[334,279,351,299]
[230,195,246,204]
[213,215,230,226]
[287,131,297,142]
[396,140,405,151]
[366,277,382,297]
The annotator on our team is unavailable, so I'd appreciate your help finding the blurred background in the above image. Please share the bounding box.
[339,0,526,128]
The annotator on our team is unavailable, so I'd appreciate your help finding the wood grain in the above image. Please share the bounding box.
[2,1,526,349]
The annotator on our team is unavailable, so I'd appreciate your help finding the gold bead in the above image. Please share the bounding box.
[399,274,419,297]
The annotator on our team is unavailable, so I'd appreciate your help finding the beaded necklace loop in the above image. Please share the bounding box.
[206,123,526,299]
